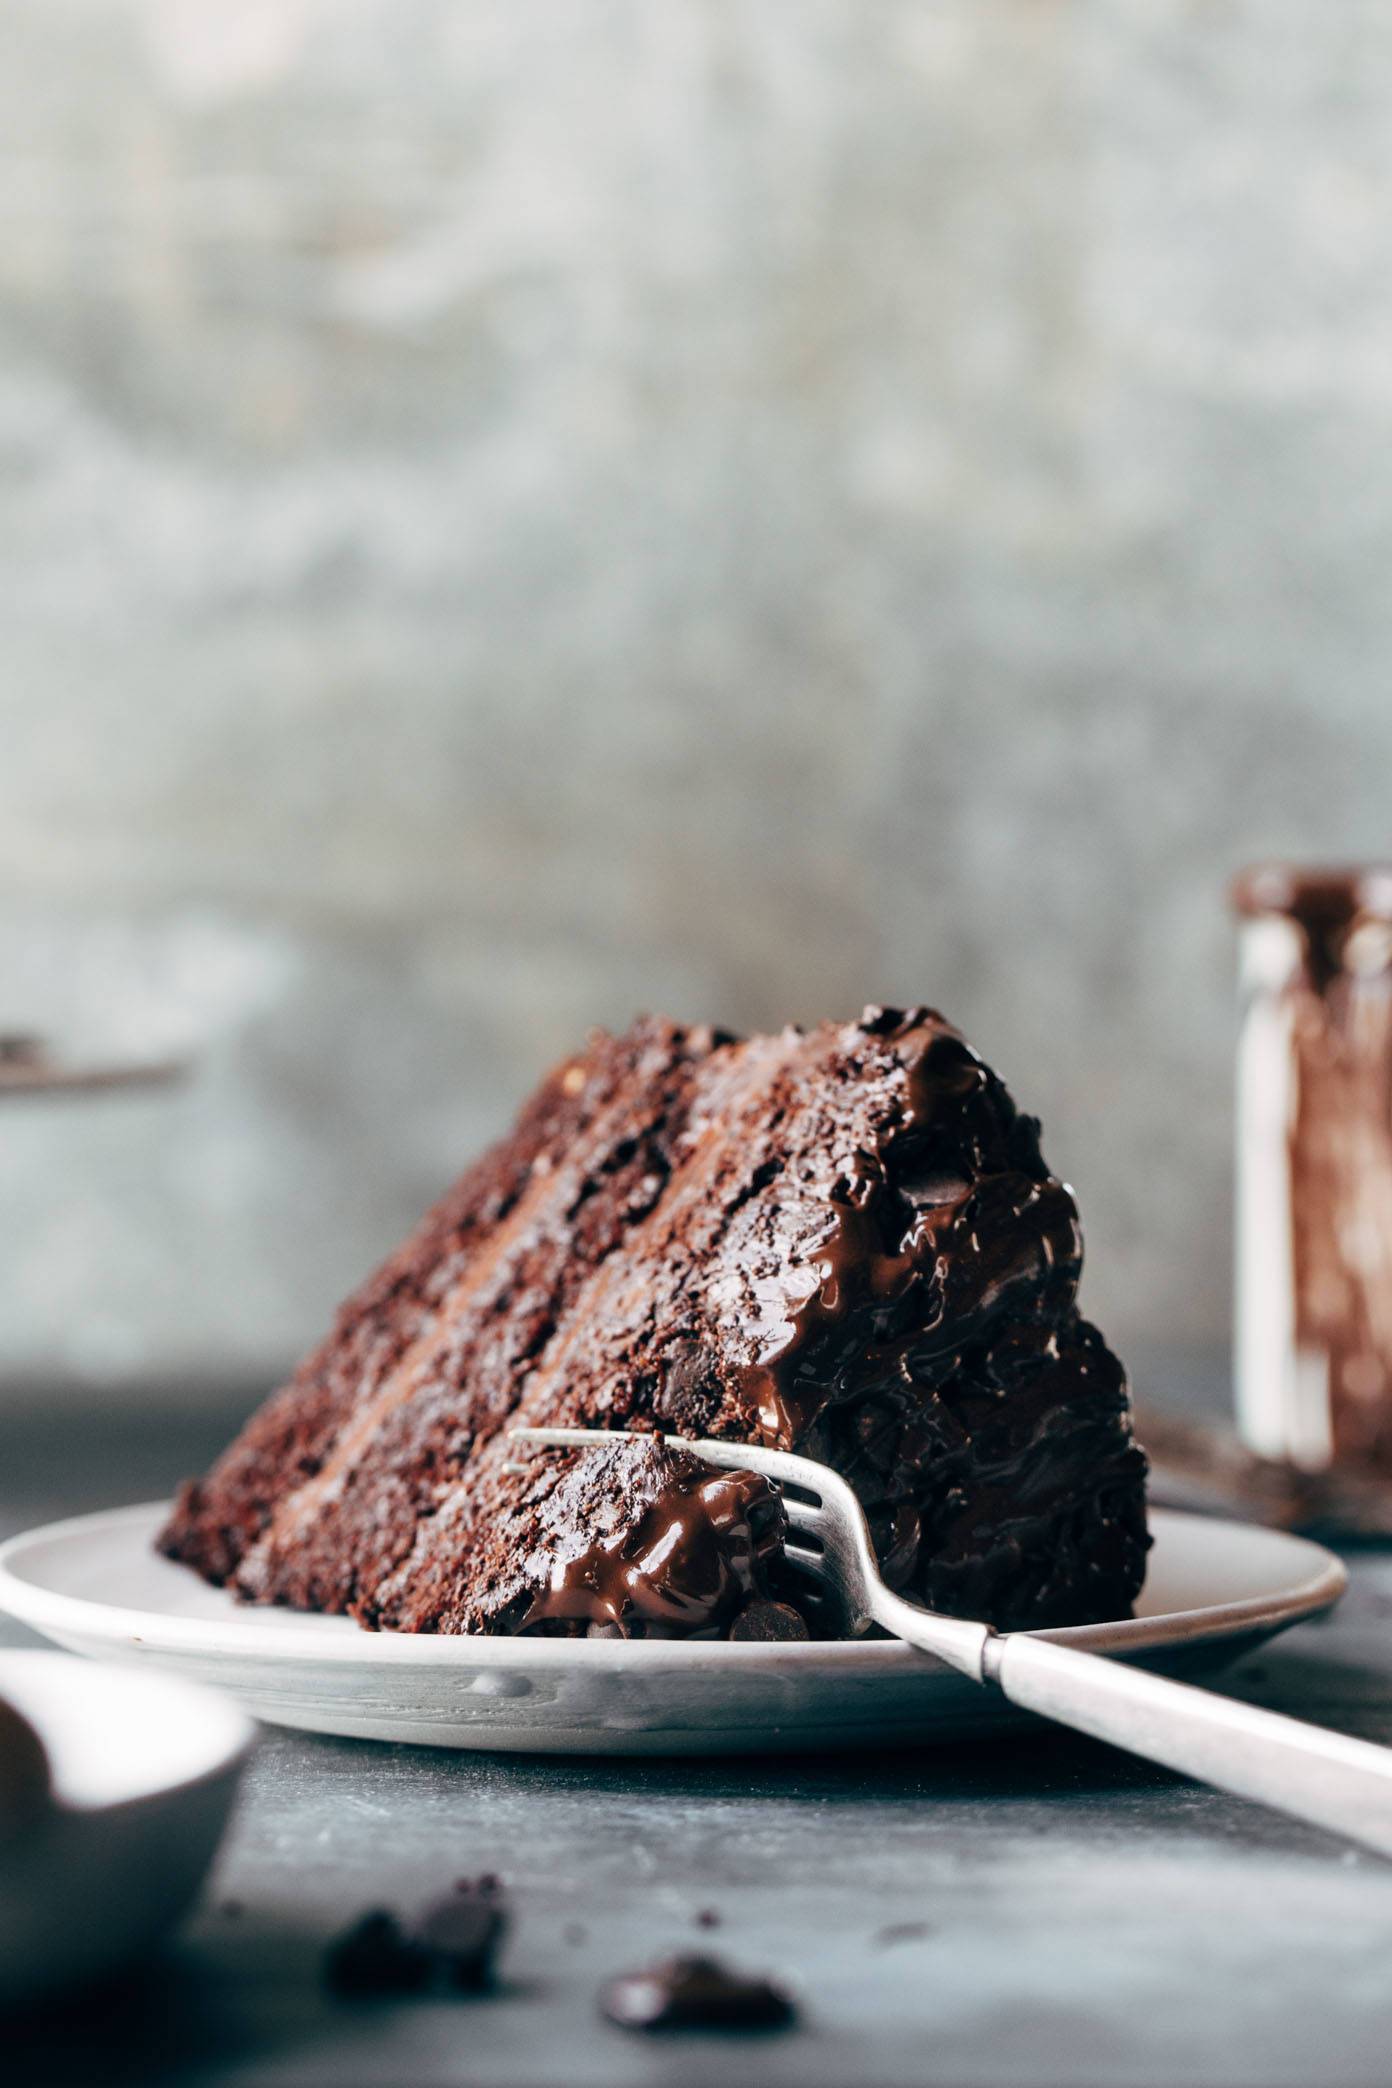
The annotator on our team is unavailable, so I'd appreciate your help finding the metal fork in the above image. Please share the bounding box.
[512,1424,1392,1859]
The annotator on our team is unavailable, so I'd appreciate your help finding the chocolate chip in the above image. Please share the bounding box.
[415,1883,509,1991]
[654,1340,715,1428]
[694,1908,721,1930]
[600,1954,796,2033]
[327,1877,510,2002]
[727,1599,808,1642]
[324,1912,431,1998]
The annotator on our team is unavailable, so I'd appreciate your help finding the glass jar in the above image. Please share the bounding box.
[1234,864,1392,1472]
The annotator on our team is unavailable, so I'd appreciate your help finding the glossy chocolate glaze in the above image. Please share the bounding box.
[324,1881,509,1999]
[517,1450,792,1640]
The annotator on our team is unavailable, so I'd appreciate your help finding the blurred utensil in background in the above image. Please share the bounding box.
[0,1033,189,1099]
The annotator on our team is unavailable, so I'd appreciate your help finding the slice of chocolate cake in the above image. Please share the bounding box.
[160,1007,1148,1633]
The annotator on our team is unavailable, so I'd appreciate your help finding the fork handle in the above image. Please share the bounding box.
[984,1632,1392,1860]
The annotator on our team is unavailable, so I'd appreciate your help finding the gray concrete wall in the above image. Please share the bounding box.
[3,1,1391,1401]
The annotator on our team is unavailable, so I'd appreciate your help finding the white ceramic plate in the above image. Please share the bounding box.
[0,1504,1345,1757]
[0,1649,254,2007]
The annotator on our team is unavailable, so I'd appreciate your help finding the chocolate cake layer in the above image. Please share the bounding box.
[163,1017,719,1591]
[160,1007,1148,1632]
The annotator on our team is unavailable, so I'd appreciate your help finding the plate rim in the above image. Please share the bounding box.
[0,1501,1348,1673]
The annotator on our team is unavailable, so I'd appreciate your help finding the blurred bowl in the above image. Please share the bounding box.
[0,1650,254,2009]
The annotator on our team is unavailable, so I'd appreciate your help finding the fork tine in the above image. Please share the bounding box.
[508,1423,833,1501]
[509,1425,638,1449]
[777,1495,827,1529]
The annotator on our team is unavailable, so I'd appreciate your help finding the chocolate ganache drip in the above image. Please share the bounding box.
[517,1447,796,1640]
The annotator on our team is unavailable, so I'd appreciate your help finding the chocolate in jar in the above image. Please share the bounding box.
[1233,864,1392,1472]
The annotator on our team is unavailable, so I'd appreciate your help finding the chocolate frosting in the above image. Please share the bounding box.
[680,1016,1130,1622]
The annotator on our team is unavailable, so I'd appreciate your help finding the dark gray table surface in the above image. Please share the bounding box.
[8,1374,1392,2088]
